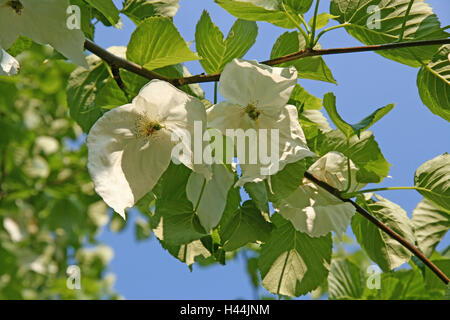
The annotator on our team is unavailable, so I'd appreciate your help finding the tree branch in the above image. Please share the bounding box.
[304,171,450,285]
[84,38,450,87]
[84,39,176,85]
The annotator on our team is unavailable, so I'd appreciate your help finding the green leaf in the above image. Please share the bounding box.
[152,163,207,245]
[288,84,322,111]
[414,153,450,211]
[195,11,258,74]
[127,17,199,70]
[330,0,449,67]
[362,269,441,300]
[93,78,128,110]
[259,214,332,297]
[220,201,272,251]
[214,0,297,29]
[352,194,415,271]
[84,0,120,26]
[66,55,109,132]
[328,258,364,300]
[316,130,390,183]
[309,13,337,29]
[266,159,309,203]
[244,181,270,213]
[186,164,235,231]
[323,92,394,138]
[412,198,450,258]
[417,45,450,122]
[283,0,313,15]
[121,0,180,24]
[159,238,212,266]
[6,36,32,56]
[299,109,332,140]
[424,258,450,291]
[271,31,336,84]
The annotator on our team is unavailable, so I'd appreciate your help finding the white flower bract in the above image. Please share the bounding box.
[86,80,208,218]
[0,0,87,67]
[278,151,364,237]
[208,58,315,186]
[0,47,19,76]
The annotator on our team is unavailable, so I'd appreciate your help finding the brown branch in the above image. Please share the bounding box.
[84,39,176,85]
[84,38,450,87]
[304,171,450,285]
[176,38,450,86]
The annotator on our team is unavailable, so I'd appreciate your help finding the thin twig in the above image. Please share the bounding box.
[84,39,175,85]
[176,38,450,86]
[84,38,450,87]
[304,171,450,285]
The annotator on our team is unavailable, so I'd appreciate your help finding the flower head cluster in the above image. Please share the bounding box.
[86,59,317,222]
[208,59,315,186]
[87,80,209,218]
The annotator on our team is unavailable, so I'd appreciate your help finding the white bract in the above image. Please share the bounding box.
[0,47,19,76]
[278,151,364,237]
[0,0,87,67]
[86,80,208,218]
[208,58,315,186]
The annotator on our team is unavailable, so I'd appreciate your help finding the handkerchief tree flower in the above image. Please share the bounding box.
[86,80,209,219]
[207,58,315,186]
[277,151,365,237]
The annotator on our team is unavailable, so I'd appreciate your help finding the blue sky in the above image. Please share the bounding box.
[94,0,450,299]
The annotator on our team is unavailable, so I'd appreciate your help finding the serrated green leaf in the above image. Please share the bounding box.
[259,214,332,297]
[288,84,322,111]
[412,198,450,258]
[127,17,199,70]
[220,201,272,251]
[283,0,313,15]
[266,158,309,203]
[352,194,415,271]
[414,153,450,211]
[66,55,109,132]
[214,0,297,29]
[244,181,270,213]
[309,13,337,29]
[424,258,450,291]
[328,258,364,300]
[122,0,180,24]
[323,92,394,138]
[152,163,207,245]
[417,45,450,122]
[316,130,390,183]
[84,0,120,26]
[330,0,449,67]
[187,164,235,231]
[271,31,336,84]
[93,78,128,110]
[159,238,212,266]
[299,109,332,140]
[195,11,258,74]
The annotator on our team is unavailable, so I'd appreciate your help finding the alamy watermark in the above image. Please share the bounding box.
[66,265,81,290]
[170,122,281,175]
